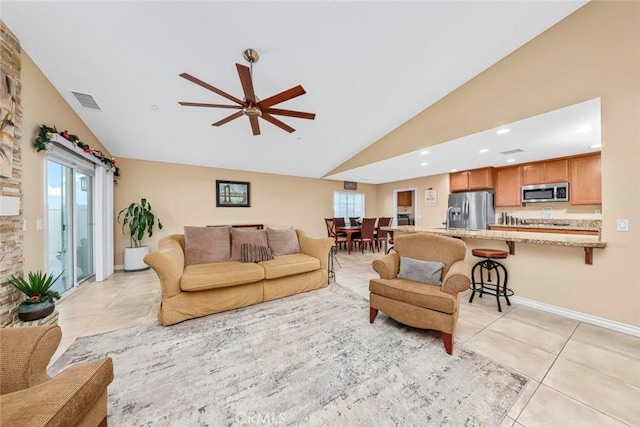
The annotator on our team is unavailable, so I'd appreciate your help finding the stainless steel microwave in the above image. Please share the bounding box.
[521,182,569,203]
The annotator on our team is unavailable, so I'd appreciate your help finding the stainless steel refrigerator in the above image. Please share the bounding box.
[447,191,495,230]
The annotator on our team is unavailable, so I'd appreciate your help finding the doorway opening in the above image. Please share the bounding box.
[392,187,417,226]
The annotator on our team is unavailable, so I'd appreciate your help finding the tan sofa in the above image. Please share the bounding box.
[0,325,114,427]
[144,229,334,326]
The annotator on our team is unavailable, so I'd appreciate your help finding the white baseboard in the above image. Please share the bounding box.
[114,264,124,271]
[511,296,640,338]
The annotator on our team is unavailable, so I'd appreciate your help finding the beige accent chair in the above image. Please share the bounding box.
[369,233,472,355]
[0,325,114,426]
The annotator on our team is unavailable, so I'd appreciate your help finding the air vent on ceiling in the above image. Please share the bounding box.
[500,148,524,155]
[71,91,101,110]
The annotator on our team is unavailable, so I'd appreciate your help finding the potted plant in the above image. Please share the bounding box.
[9,271,63,321]
[117,198,163,271]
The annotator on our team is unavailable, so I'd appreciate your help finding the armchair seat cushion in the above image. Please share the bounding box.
[259,253,320,279]
[370,277,457,314]
[181,261,265,291]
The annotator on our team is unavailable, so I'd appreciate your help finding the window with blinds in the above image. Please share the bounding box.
[333,191,365,221]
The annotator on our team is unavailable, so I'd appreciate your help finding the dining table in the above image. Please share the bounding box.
[336,225,361,254]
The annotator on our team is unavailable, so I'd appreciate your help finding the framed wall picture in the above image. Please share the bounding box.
[216,180,251,207]
[344,181,358,190]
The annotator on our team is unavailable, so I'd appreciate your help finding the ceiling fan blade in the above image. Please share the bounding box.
[263,108,315,120]
[179,73,244,105]
[212,111,244,127]
[261,113,295,133]
[179,102,242,109]
[236,64,257,104]
[258,85,306,109]
[249,116,261,136]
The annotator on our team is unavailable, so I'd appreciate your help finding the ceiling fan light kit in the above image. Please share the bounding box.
[179,48,315,136]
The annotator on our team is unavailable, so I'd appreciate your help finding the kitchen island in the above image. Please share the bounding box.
[386,226,607,265]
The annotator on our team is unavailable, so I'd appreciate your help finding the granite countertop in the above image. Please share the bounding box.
[387,226,607,248]
[491,219,601,232]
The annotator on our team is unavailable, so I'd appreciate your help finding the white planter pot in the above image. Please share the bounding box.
[124,246,150,272]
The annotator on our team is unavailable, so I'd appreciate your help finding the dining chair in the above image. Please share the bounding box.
[352,217,377,254]
[334,217,346,227]
[374,217,393,252]
[325,218,347,251]
[349,217,360,226]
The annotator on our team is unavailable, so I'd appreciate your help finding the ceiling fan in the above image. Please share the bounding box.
[179,48,315,136]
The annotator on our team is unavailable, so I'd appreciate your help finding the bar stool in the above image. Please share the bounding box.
[469,248,513,312]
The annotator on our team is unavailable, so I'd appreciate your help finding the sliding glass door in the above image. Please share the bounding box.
[47,158,94,295]
[75,171,94,281]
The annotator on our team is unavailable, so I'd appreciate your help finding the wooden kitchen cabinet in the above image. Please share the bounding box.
[570,153,601,205]
[522,159,569,185]
[449,172,469,192]
[450,167,494,192]
[469,167,495,190]
[397,191,412,206]
[495,166,522,207]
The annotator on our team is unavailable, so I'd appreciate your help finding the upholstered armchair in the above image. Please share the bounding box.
[0,325,114,426]
[369,233,471,355]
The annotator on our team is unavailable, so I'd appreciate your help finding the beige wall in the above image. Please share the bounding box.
[348,1,640,327]
[20,52,112,274]
[113,158,377,265]
[377,174,450,229]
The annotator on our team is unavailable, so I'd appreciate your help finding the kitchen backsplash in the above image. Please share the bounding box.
[496,202,602,221]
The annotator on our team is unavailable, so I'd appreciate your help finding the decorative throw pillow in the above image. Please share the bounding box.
[240,243,273,263]
[230,228,268,261]
[397,257,445,285]
[266,227,300,257]
[183,225,231,266]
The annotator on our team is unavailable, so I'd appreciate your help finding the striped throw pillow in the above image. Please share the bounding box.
[240,243,274,263]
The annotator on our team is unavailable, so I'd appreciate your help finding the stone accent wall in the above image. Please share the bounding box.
[0,21,24,326]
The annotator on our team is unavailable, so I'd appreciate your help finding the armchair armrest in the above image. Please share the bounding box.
[296,230,334,269]
[0,325,61,394]
[441,260,472,294]
[372,252,400,279]
[0,357,113,426]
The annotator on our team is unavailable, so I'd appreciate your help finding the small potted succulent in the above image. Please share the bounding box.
[117,198,163,271]
[9,271,63,321]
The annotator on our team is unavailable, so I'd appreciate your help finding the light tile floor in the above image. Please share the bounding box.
[54,251,640,426]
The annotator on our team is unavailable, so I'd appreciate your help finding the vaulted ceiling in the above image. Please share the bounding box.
[3,1,587,182]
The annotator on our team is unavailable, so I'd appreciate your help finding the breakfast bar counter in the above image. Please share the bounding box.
[385,226,607,265]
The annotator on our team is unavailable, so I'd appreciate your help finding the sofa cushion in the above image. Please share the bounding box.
[181,262,265,291]
[230,228,268,261]
[240,243,273,263]
[183,226,230,266]
[259,253,320,279]
[398,257,444,285]
[266,227,300,256]
[369,278,456,314]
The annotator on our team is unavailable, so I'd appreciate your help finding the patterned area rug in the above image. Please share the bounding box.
[52,284,527,426]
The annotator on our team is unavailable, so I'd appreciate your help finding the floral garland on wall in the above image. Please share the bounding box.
[34,125,120,176]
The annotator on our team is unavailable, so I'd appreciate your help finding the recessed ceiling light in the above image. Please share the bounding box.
[506,158,516,163]
[420,150,429,155]
[497,129,510,135]
[479,148,489,154]
[360,178,369,181]
[420,162,429,166]
[573,125,592,133]
[590,143,602,149]
[150,104,159,111]
[451,169,458,172]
